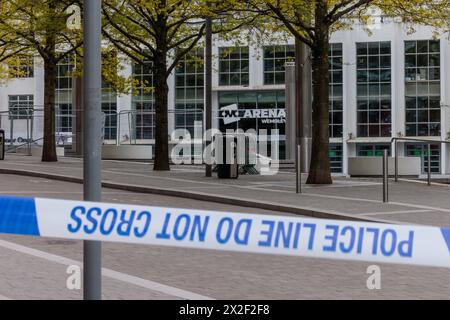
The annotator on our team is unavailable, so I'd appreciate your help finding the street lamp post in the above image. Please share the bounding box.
[205,7,212,177]
[295,39,312,173]
[83,0,102,300]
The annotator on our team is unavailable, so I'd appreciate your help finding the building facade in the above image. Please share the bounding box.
[0,20,449,175]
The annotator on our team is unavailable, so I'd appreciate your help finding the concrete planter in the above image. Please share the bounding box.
[348,156,421,176]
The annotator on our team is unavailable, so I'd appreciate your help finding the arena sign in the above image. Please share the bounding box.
[219,104,286,125]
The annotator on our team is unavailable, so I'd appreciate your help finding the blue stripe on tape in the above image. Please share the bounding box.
[0,196,40,236]
[440,228,450,253]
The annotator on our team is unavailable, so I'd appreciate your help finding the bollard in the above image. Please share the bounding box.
[0,129,4,160]
[296,144,301,194]
[204,13,212,178]
[427,144,431,186]
[26,115,31,156]
[10,117,13,149]
[382,149,389,203]
[394,140,398,182]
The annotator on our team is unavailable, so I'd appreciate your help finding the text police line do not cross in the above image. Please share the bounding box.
[0,196,450,268]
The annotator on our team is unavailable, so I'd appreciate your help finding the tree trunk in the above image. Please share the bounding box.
[153,48,170,171]
[42,58,58,162]
[306,2,332,184]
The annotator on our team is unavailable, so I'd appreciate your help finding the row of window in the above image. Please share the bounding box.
[132,58,155,140]
[175,48,205,137]
[218,40,441,139]
[217,45,297,86]
[356,41,392,138]
[7,45,295,86]
[404,40,441,137]
[355,40,441,138]
[54,56,118,139]
[329,43,343,138]
[7,40,442,142]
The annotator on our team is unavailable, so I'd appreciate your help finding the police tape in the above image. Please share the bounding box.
[0,195,449,268]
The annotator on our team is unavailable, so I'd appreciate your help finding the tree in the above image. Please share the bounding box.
[102,0,207,171]
[0,1,83,162]
[102,0,257,171]
[245,0,450,184]
[0,32,32,80]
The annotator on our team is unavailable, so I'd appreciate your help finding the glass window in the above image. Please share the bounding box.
[405,143,440,173]
[329,144,343,173]
[219,47,250,86]
[357,144,391,157]
[175,48,204,137]
[263,45,295,85]
[329,43,343,138]
[132,59,154,139]
[56,104,72,134]
[102,80,118,140]
[404,40,441,137]
[356,42,391,137]
[8,95,33,120]
[55,56,76,133]
[55,56,118,136]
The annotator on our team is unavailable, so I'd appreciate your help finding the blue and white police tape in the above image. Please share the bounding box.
[0,195,449,268]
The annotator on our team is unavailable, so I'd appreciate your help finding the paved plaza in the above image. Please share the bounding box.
[1,154,450,227]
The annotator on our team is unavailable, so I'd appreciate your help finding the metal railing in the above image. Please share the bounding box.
[114,110,144,146]
[1,107,206,151]
[296,144,301,194]
[391,137,450,184]
[113,109,204,146]
[382,149,389,202]
[1,106,80,155]
[0,108,36,155]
